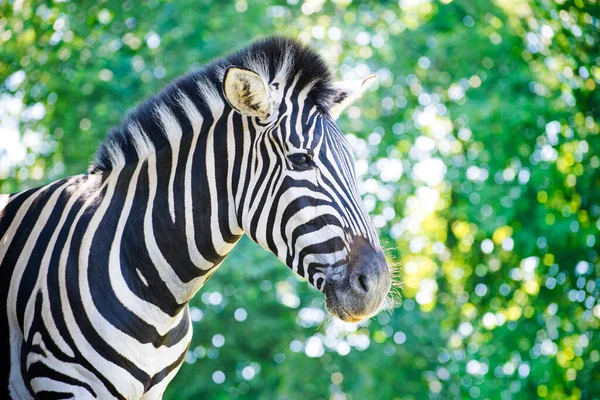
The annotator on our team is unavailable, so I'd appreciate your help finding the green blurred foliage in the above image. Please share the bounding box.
[1,0,599,399]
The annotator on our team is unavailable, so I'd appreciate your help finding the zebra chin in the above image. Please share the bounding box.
[322,238,391,323]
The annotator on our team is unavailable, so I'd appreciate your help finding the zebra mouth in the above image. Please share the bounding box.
[324,283,363,323]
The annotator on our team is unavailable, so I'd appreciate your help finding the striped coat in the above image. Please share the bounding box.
[1,37,390,399]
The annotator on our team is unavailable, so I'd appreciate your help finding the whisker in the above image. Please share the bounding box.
[384,255,403,312]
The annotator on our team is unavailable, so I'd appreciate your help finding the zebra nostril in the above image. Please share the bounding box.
[353,273,370,293]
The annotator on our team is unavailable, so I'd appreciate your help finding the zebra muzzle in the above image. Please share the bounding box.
[323,242,391,322]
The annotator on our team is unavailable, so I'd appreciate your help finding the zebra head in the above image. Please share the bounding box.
[222,40,391,322]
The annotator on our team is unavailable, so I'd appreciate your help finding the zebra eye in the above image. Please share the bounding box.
[288,153,313,169]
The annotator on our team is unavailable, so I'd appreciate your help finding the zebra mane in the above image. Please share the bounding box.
[90,37,335,173]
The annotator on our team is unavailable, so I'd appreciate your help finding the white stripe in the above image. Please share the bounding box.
[283,74,301,145]
[242,129,271,227]
[226,111,243,236]
[238,116,254,225]
[20,180,73,339]
[136,268,149,286]
[197,77,222,109]
[177,91,202,134]
[155,104,183,223]
[205,96,237,256]
[128,122,153,159]
[274,48,294,83]
[251,137,279,248]
[0,184,53,263]
[178,91,214,270]
[106,144,126,169]
[305,107,319,147]
[295,86,309,148]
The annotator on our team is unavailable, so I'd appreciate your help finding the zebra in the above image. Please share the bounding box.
[0,37,391,399]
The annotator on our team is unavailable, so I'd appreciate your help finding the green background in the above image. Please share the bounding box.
[1,0,598,398]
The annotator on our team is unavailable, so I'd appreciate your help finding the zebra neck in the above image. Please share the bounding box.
[102,105,246,309]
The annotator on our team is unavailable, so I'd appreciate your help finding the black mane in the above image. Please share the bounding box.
[90,37,335,173]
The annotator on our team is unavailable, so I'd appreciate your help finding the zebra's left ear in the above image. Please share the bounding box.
[329,74,377,120]
[223,66,273,119]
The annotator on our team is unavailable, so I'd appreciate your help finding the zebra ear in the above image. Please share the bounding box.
[223,66,272,119]
[329,74,377,120]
